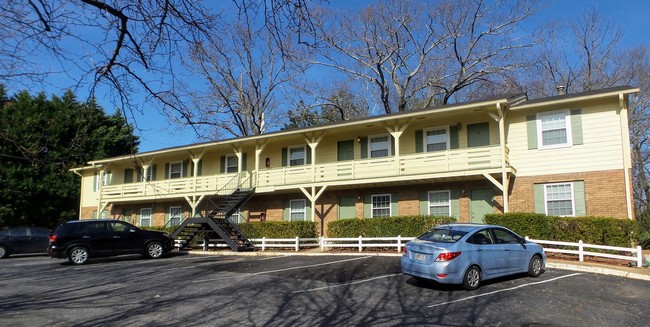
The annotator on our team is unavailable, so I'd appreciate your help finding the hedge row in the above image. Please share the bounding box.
[484,212,638,247]
[327,215,456,238]
[238,221,318,239]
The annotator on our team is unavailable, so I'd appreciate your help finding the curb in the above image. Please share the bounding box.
[186,250,650,281]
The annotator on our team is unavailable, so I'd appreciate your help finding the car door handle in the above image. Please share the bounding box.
[113,236,120,239]
[83,236,91,239]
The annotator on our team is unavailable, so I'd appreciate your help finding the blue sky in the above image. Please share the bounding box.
[6,0,650,153]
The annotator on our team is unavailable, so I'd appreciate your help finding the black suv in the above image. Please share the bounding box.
[0,226,50,258]
[48,219,173,265]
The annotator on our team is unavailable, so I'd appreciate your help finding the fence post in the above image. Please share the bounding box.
[358,235,363,252]
[320,236,324,251]
[262,237,266,251]
[637,245,643,268]
[397,235,402,253]
[295,236,299,252]
[578,240,584,262]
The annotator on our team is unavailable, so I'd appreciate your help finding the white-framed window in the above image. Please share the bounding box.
[371,194,391,218]
[169,206,182,226]
[169,161,183,179]
[144,167,152,181]
[424,127,449,152]
[289,199,306,221]
[226,155,239,173]
[288,145,306,166]
[94,172,100,192]
[537,110,572,148]
[140,208,152,227]
[102,171,111,186]
[369,134,390,158]
[544,183,574,216]
[428,190,451,216]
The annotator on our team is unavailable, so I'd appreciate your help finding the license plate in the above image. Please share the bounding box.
[415,253,426,261]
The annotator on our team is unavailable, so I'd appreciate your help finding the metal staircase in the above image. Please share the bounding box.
[171,173,256,252]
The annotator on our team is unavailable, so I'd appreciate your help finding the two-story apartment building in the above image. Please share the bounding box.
[70,86,638,235]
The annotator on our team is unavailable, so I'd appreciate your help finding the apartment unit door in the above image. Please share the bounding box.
[470,188,494,223]
[467,122,490,147]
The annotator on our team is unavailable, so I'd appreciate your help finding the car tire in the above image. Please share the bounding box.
[145,241,164,259]
[462,265,481,291]
[528,254,543,277]
[68,247,89,265]
[0,245,8,259]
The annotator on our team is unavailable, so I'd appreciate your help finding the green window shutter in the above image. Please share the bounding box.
[281,148,288,167]
[573,181,586,216]
[220,156,226,173]
[390,136,396,156]
[451,189,461,219]
[306,147,312,164]
[283,200,290,221]
[305,201,312,220]
[449,125,459,149]
[197,159,203,176]
[241,153,247,171]
[150,164,157,181]
[363,194,371,218]
[124,168,133,183]
[135,169,142,182]
[391,193,398,216]
[571,109,583,145]
[92,210,97,219]
[533,184,545,214]
[164,163,170,179]
[182,161,189,177]
[415,130,423,153]
[419,191,428,215]
[360,137,368,159]
[93,173,98,192]
[527,115,538,150]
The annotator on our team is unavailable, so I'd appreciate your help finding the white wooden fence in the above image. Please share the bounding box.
[525,237,644,268]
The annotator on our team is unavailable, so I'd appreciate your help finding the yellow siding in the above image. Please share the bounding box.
[507,101,624,177]
[81,171,98,207]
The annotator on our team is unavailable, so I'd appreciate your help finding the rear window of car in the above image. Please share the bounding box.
[418,228,467,243]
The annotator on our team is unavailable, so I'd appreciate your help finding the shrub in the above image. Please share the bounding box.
[327,215,456,238]
[238,221,318,239]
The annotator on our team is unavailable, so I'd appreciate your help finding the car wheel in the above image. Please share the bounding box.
[462,265,481,291]
[528,254,543,277]
[0,245,7,259]
[68,247,89,265]
[145,242,164,259]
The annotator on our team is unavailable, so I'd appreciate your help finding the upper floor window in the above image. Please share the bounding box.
[425,127,448,152]
[371,194,391,218]
[428,190,451,216]
[369,135,390,158]
[545,183,574,216]
[289,199,306,221]
[226,155,238,173]
[169,161,183,179]
[289,146,306,166]
[537,110,572,148]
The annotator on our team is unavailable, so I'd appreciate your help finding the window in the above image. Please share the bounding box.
[144,166,153,181]
[369,135,390,158]
[424,127,448,152]
[169,206,182,226]
[428,191,451,216]
[226,155,239,173]
[102,171,111,186]
[169,161,183,179]
[289,199,306,221]
[94,172,100,192]
[288,146,306,166]
[110,221,132,233]
[371,194,391,218]
[492,228,520,244]
[140,208,152,227]
[545,183,574,216]
[537,110,572,148]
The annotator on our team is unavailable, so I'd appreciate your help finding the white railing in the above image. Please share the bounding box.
[251,237,320,251]
[526,237,644,268]
[247,236,415,253]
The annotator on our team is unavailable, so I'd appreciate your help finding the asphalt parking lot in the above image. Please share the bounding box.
[0,253,648,327]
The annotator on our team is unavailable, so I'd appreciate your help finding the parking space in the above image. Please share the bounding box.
[0,254,648,326]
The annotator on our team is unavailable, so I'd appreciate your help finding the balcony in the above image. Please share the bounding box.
[100,145,509,201]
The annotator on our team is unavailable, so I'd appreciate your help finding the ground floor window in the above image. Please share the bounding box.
[290,199,306,221]
[428,190,451,216]
[169,206,182,226]
[371,194,391,218]
[545,183,574,216]
[140,208,152,227]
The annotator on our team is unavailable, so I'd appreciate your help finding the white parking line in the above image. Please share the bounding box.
[192,256,373,283]
[427,273,583,308]
[291,273,403,293]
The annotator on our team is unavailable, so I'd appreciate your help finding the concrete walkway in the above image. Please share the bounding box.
[187,249,650,281]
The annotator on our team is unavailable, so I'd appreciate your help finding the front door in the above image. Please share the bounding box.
[467,122,490,147]
[337,140,354,161]
[470,188,494,223]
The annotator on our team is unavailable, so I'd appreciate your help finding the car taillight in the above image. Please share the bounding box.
[49,235,57,242]
[435,251,461,262]
[402,247,408,256]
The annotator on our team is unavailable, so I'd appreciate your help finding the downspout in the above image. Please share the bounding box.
[497,103,509,213]
[619,93,634,219]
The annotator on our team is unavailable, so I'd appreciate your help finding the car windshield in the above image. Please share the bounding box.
[417,228,468,243]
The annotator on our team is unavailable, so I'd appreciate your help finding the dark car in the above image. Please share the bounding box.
[48,219,173,265]
[0,226,51,258]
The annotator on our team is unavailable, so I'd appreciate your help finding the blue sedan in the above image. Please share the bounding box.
[401,224,546,290]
